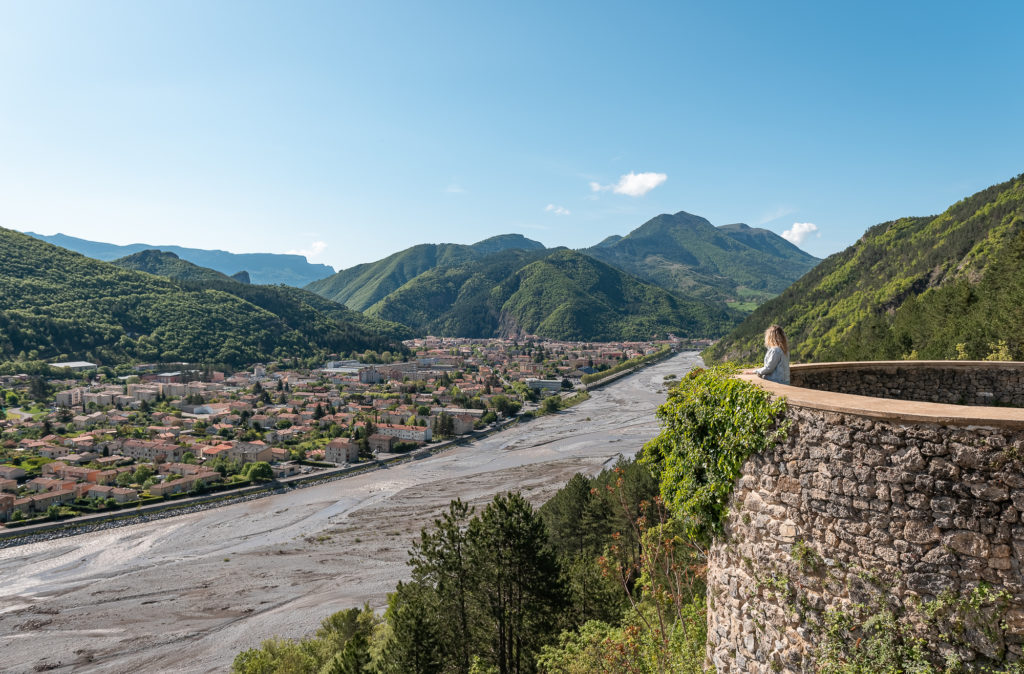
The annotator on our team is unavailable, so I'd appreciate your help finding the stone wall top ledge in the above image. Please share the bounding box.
[787,359,1024,373]
[738,364,1024,430]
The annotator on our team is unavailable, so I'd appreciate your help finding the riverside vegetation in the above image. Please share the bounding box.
[230,366,787,673]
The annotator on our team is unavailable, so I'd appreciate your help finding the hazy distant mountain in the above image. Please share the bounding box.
[24,232,335,287]
[706,174,1024,363]
[0,230,408,367]
[306,234,546,311]
[583,211,819,307]
[367,248,739,341]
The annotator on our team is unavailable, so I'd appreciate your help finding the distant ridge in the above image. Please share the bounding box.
[24,232,335,287]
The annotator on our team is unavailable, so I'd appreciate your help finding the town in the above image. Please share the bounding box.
[0,337,684,526]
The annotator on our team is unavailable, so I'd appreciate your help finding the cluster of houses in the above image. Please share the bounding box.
[0,338,675,524]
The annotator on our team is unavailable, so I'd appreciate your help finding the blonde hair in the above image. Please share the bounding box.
[764,324,788,354]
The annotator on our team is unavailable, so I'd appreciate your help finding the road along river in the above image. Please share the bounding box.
[0,351,702,673]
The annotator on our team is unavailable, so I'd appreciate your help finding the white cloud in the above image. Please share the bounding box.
[781,222,819,246]
[445,183,466,194]
[545,204,571,216]
[590,172,667,197]
[286,240,328,260]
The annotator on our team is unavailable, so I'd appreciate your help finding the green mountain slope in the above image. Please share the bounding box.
[705,174,1024,363]
[583,211,819,306]
[368,248,739,341]
[24,231,335,286]
[365,249,552,337]
[305,234,546,311]
[0,228,408,367]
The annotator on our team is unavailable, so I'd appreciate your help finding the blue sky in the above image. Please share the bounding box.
[2,1,1022,271]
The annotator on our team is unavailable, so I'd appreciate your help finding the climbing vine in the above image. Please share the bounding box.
[640,364,789,545]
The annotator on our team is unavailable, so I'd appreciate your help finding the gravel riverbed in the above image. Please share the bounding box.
[0,351,701,674]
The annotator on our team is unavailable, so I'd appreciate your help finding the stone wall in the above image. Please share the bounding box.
[790,361,1024,407]
[706,382,1024,672]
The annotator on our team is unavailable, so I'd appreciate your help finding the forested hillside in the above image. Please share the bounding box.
[306,234,545,311]
[705,174,1024,363]
[368,248,739,341]
[0,228,408,368]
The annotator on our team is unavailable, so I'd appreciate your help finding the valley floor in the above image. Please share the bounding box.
[0,351,701,674]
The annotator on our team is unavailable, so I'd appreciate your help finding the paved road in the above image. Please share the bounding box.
[0,351,701,673]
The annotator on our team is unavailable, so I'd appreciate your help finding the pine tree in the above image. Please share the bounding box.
[378,581,444,674]
[410,499,475,674]
[467,493,566,673]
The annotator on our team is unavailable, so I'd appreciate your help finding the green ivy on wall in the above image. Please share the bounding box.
[641,364,789,545]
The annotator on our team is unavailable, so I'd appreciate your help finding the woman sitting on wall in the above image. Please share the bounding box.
[755,324,790,385]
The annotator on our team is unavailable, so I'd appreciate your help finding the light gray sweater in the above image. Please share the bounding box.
[756,346,790,385]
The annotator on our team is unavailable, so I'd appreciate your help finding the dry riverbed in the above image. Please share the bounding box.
[0,351,701,673]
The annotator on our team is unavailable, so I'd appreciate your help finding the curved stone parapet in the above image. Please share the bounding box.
[790,360,1024,408]
[706,363,1024,673]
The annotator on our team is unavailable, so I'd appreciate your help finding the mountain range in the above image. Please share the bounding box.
[364,248,738,341]
[0,231,408,368]
[24,232,335,287]
[8,210,821,350]
[9,175,1024,362]
[706,174,1024,363]
[302,213,818,340]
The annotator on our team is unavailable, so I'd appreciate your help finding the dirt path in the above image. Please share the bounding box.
[0,351,701,673]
